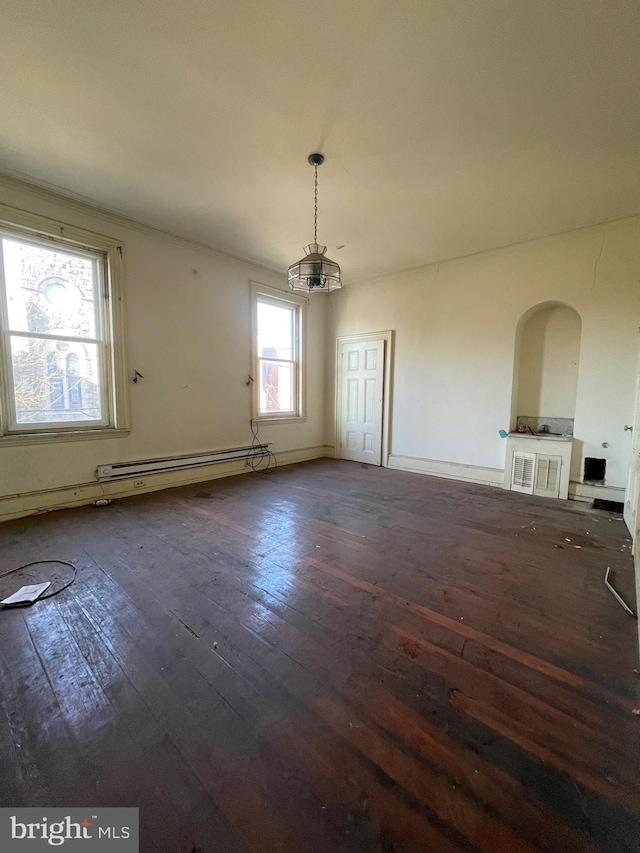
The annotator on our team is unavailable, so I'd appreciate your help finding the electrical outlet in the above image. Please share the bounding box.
[133,479,145,488]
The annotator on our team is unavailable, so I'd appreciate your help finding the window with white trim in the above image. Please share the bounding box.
[0,210,128,440]
[251,283,306,421]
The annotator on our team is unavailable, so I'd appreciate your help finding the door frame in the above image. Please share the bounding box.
[624,336,640,548]
[335,330,394,466]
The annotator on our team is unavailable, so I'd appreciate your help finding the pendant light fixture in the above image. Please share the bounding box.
[288,153,342,293]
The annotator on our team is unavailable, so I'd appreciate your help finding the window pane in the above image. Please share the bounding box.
[3,238,98,338]
[257,301,294,360]
[10,336,103,424]
[259,360,294,414]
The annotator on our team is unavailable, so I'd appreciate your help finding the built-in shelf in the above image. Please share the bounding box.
[508,431,572,442]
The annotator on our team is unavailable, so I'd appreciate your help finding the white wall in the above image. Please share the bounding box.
[327,216,640,490]
[0,176,327,503]
[2,176,638,514]
[516,305,581,419]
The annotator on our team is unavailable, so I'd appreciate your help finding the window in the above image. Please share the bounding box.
[251,283,306,421]
[0,207,129,441]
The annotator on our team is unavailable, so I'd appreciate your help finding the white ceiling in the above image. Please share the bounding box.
[0,1,638,282]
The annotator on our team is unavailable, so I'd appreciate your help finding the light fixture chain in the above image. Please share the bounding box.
[314,165,318,244]
[288,153,341,293]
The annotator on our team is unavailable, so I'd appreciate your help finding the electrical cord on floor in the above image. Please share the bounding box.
[247,418,278,473]
[0,560,77,603]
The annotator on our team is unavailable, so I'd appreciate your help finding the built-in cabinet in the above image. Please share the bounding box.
[505,434,572,500]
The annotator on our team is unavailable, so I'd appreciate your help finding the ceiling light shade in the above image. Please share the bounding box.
[288,154,342,293]
[288,243,341,292]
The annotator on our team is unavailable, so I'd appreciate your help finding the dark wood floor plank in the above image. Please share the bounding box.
[338,672,605,853]
[111,486,630,728]
[136,480,634,692]
[1,459,638,853]
[54,592,250,853]
[0,608,89,807]
[67,579,311,852]
[66,494,640,849]
[65,546,374,853]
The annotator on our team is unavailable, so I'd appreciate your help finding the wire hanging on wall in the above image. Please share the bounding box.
[247,419,277,472]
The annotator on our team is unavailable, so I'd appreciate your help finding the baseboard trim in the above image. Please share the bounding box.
[0,445,332,523]
[387,453,504,488]
[568,482,626,503]
[274,445,333,465]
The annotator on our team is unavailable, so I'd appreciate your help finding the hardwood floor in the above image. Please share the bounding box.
[0,459,638,852]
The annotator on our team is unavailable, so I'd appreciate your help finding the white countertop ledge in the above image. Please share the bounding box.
[508,432,573,442]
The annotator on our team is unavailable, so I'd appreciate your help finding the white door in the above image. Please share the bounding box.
[623,350,640,538]
[339,338,385,465]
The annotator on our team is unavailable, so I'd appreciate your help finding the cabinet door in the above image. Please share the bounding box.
[534,454,562,498]
[511,452,535,494]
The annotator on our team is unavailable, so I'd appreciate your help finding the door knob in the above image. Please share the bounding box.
[624,425,633,431]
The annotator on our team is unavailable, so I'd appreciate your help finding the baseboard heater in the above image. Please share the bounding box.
[96,444,270,482]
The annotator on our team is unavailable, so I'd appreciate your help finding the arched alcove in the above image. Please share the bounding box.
[511,302,581,431]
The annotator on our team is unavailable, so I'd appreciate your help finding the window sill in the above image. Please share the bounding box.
[255,415,307,426]
[0,428,131,447]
